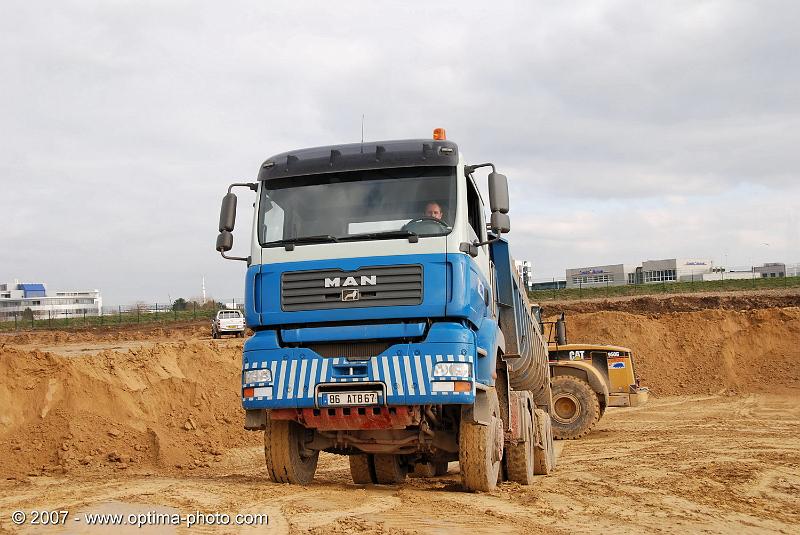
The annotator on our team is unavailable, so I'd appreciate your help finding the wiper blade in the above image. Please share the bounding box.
[339,230,419,242]
[265,235,339,247]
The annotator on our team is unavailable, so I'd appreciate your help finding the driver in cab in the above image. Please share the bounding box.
[424,202,444,220]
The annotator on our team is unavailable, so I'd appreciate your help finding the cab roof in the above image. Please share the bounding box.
[258,139,459,181]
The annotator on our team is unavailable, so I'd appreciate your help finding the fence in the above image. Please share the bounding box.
[0,299,245,332]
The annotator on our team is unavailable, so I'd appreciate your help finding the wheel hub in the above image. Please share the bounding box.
[553,393,581,424]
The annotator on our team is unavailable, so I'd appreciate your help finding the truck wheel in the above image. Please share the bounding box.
[459,389,502,492]
[550,375,600,440]
[373,454,407,484]
[533,408,556,475]
[505,405,535,484]
[264,418,318,484]
[349,454,376,484]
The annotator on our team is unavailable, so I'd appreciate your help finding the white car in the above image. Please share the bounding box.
[212,309,246,338]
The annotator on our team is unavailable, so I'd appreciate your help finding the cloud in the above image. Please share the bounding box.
[1,1,798,302]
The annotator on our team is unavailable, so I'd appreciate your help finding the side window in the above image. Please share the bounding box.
[466,177,483,240]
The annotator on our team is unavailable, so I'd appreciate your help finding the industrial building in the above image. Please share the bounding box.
[565,264,631,289]
[754,263,786,278]
[566,259,713,288]
[0,280,102,320]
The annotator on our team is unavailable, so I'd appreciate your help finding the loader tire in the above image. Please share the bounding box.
[373,454,407,484]
[533,408,556,475]
[505,405,535,484]
[349,454,376,484]
[459,389,503,492]
[550,375,600,440]
[264,418,318,484]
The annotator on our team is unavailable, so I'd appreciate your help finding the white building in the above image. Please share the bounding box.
[566,264,631,288]
[639,258,714,284]
[0,280,102,319]
[514,260,533,290]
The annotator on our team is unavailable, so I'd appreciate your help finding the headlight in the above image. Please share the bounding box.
[243,369,272,384]
[433,362,472,378]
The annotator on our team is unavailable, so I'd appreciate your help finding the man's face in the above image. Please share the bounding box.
[425,203,443,220]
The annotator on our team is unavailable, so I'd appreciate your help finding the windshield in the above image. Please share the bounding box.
[258,166,456,246]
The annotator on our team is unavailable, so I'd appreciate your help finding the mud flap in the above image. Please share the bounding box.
[462,385,493,426]
[245,409,266,430]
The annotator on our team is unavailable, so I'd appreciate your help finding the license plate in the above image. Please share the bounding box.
[322,391,379,407]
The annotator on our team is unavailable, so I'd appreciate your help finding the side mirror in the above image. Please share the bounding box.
[219,193,238,232]
[488,172,509,214]
[490,212,511,234]
[216,230,233,252]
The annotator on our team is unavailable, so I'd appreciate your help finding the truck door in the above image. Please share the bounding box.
[466,176,491,293]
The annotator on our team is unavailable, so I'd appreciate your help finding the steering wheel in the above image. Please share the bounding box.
[402,216,450,234]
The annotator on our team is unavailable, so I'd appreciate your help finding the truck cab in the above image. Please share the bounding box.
[216,131,554,491]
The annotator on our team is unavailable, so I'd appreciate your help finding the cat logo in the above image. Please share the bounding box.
[341,289,360,302]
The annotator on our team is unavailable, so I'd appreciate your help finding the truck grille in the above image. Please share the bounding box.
[281,265,423,311]
[305,341,393,360]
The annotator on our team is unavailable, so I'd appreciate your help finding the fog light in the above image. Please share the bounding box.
[433,362,471,378]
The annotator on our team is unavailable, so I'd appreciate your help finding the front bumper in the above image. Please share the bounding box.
[241,346,476,409]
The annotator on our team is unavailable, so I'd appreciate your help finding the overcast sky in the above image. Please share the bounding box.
[2,0,798,305]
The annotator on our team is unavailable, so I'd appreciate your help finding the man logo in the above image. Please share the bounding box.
[324,275,377,288]
[341,289,360,302]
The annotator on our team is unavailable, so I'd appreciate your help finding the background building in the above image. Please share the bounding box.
[0,280,102,319]
[754,263,786,278]
[641,258,714,283]
[566,258,716,287]
[514,260,533,290]
[566,264,630,289]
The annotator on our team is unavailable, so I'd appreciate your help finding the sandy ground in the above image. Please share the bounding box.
[1,394,797,534]
[1,295,798,534]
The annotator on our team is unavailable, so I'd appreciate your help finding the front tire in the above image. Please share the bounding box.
[550,375,600,440]
[459,389,503,492]
[264,418,319,484]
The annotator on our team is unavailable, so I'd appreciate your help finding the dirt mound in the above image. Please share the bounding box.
[541,289,800,316]
[564,307,800,395]
[0,340,256,478]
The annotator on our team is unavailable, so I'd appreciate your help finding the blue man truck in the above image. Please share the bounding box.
[215,129,556,491]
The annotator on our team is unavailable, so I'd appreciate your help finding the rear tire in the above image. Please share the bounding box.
[412,461,449,478]
[533,408,556,475]
[550,375,600,440]
[349,454,376,484]
[506,404,535,484]
[459,389,502,492]
[264,418,319,484]
[373,454,407,484]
